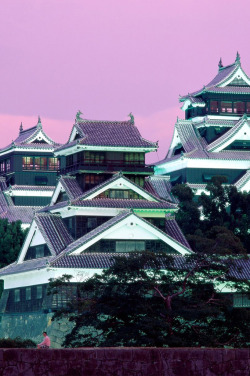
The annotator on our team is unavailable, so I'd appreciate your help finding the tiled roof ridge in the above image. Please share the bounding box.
[180,61,238,100]
[8,185,55,191]
[70,197,177,209]
[206,115,247,151]
[35,212,74,255]
[234,169,250,189]
[78,119,133,126]
[79,172,162,202]
[165,217,192,250]
[50,210,132,261]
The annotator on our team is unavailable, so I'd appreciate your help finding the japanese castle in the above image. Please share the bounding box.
[0,117,60,227]
[0,113,193,344]
[155,53,250,194]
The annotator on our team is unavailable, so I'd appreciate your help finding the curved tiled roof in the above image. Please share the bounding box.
[144,177,178,203]
[59,176,83,200]
[180,62,238,100]
[56,119,157,152]
[165,218,192,250]
[35,213,74,255]
[70,198,177,210]
[234,169,250,190]
[206,116,249,152]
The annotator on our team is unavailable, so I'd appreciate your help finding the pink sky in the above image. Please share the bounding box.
[0,0,250,162]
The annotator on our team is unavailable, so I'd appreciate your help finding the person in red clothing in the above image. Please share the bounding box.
[37,331,51,349]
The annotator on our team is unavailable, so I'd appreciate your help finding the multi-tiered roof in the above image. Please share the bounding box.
[0,118,60,222]
[155,53,250,193]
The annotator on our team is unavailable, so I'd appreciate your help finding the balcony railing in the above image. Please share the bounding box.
[60,160,154,174]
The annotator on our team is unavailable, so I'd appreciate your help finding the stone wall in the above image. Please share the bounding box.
[0,313,73,348]
[0,348,248,376]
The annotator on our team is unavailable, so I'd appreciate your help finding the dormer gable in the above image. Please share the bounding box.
[65,211,192,256]
[219,65,250,88]
[207,115,250,152]
[17,221,51,263]
[80,174,161,202]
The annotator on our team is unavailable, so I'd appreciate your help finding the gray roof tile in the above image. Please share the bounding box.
[59,176,83,200]
[35,213,74,255]
[70,198,177,210]
[56,119,157,151]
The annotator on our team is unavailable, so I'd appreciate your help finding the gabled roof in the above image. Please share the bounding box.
[51,210,192,257]
[0,118,60,154]
[180,54,250,101]
[78,172,162,202]
[155,115,250,166]
[234,169,250,191]
[0,205,38,224]
[60,176,83,200]
[70,198,177,210]
[35,213,73,256]
[55,117,158,153]
[144,176,178,203]
[206,115,250,152]
[165,217,191,250]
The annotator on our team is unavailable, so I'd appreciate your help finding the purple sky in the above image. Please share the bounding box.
[0,0,250,162]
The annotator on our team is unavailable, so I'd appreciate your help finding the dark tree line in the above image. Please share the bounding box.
[0,219,27,268]
[172,176,250,254]
[48,252,250,348]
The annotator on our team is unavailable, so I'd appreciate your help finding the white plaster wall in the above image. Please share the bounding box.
[2,267,103,289]
[104,223,158,240]
[30,230,46,247]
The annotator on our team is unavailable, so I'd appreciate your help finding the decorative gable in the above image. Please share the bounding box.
[67,212,192,256]
[220,66,250,87]
[207,116,250,152]
[82,175,160,202]
[18,221,48,263]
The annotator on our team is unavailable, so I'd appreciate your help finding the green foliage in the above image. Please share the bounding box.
[0,337,36,348]
[172,178,250,254]
[49,252,250,348]
[0,219,27,268]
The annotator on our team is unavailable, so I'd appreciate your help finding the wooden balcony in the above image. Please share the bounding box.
[60,160,154,175]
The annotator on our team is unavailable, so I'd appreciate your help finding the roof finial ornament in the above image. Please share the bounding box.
[242,113,248,121]
[235,51,241,65]
[19,122,23,133]
[218,57,223,70]
[75,110,84,122]
[37,116,42,128]
[128,112,134,124]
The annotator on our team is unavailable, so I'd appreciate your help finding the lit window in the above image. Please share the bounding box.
[210,101,219,113]
[48,157,59,171]
[246,102,250,113]
[221,102,232,113]
[22,157,34,170]
[233,102,245,114]
[0,161,5,173]
[34,157,47,170]
[6,159,10,172]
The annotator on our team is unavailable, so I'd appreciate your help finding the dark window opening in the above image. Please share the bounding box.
[35,176,48,186]
[210,101,219,113]
[24,244,51,261]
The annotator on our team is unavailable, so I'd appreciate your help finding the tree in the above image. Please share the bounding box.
[0,219,27,268]
[48,252,250,348]
[172,178,249,254]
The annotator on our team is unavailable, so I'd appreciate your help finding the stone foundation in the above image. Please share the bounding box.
[0,313,73,348]
[0,348,248,376]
